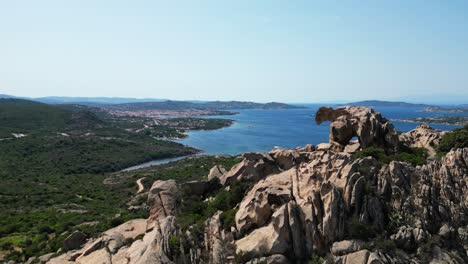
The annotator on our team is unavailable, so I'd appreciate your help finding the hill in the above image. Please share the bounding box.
[0,95,308,109]
[107,100,305,111]
[0,99,104,137]
[34,96,167,105]
[0,98,196,168]
[343,100,432,107]
[0,98,201,260]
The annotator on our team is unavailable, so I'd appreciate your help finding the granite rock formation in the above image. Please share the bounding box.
[47,106,467,264]
[315,106,400,152]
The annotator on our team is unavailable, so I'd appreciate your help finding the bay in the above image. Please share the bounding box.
[176,105,464,155]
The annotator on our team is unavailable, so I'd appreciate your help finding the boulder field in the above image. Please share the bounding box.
[46,107,467,264]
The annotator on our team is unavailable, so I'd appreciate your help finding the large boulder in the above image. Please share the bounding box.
[315,106,400,152]
[269,149,309,170]
[331,240,365,256]
[204,211,234,263]
[219,152,280,185]
[235,170,294,235]
[146,180,180,231]
[236,204,291,258]
[400,123,445,159]
[208,165,227,181]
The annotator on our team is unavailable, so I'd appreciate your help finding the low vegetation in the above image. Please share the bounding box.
[0,98,239,262]
[0,155,240,262]
[438,124,468,153]
[353,146,428,166]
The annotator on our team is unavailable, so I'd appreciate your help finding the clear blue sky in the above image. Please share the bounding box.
[1,0,467,103]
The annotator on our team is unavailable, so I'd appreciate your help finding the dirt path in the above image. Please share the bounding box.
[136,178,145,193]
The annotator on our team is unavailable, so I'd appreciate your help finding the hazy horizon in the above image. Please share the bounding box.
[1,1,468,104]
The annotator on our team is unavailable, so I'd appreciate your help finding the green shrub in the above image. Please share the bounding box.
[418,235,441,263]
[309,255,325,264]
[438,125,468,153]
[220,208,238,231]
[168,236,181,257]
[353,146,428,166]
[353,147,387,161]
[347,216,377,240]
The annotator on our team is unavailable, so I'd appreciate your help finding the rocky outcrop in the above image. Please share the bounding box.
[315,106,400,152]
[146,180,180,231]
[219,152,280,185]
[48,181,181,264]
[331,240,365,256]
[230,146,467,263]
[48,107,466,264]
[47,219,147,264]
[208,165,227,181]
[400,123,446,158]
[204,211,234,264]
[269,149,309,170]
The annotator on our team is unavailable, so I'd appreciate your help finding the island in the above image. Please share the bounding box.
[394,116,468,126]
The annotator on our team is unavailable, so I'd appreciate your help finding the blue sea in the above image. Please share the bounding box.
[177,105,465,155]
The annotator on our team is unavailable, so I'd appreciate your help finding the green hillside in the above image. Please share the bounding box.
[0,99,104,137]
[0,99,201,260]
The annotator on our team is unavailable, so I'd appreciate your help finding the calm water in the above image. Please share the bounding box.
[177,105,464,155]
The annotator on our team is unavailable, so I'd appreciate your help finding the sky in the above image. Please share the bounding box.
[1,0,467,103]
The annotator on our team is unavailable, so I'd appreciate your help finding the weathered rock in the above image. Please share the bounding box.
[331,240,365,256]
[269,149,308,170]
[439,223,455,239]
[297,144,315,153]
[390,226,429,250]
[315,106,400,152]
[236,204,291,258]
[204,211,233,263]
[219,152,280,185]
[236,170,294,235]
[400,123,445,159]
[208,165,227,181]
[76,248,112,264]
[104,218,147,240]
[338,249,370,264]
[146,180,180,231]
[344,141,361,153]
[38,253,54,263]
[316,143,332,151]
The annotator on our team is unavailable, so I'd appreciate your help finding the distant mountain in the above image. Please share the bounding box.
[0,94,18,99]
[34,96,167,105]
[0,94,306,109]
[343,100,432,107]
[0,98,104,135]
[107,100,306,111]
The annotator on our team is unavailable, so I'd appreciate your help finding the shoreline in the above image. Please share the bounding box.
[392,118,467,127]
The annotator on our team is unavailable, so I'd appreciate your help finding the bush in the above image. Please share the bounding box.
[347,216,377,240]
[309,255,325,264]
[220,209,238,231]
[353,147,387,161]
[168,236,181,257]
[353,147,428,166]
[438,125,468,153]
[110,217,124,227]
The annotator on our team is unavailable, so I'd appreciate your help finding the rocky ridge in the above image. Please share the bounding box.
[43,106,467,264]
